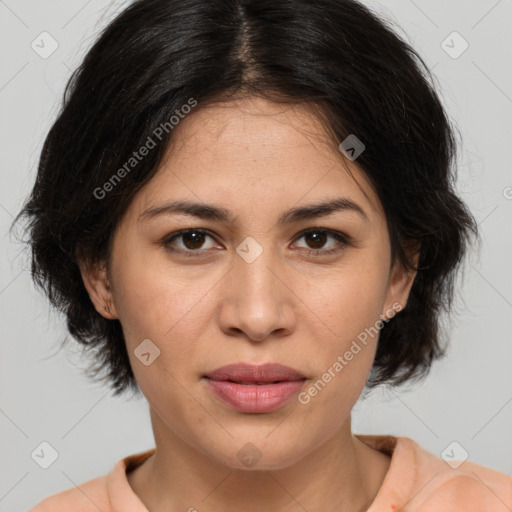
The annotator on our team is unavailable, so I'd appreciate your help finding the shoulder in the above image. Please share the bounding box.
[27,449,154,512]
[406,438,512,511]
[416,472,512,511]
[28,475,110,512]
[357,434,512,512]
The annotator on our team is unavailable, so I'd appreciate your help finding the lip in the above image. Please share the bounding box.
[203,363,307,413]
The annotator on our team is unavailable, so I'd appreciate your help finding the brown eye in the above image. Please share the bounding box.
[304,230,328,249]
[294,228,350,256]
[181,231,207,250]
[163,229,218,255]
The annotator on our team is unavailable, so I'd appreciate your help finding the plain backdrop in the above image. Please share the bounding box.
[1,0,511,510]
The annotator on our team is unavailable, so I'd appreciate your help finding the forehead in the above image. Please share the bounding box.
[133,97,383,221]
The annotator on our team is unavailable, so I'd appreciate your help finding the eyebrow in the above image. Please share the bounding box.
[140,197,368,224]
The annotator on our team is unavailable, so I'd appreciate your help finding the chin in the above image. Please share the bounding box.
[204,433,310,471]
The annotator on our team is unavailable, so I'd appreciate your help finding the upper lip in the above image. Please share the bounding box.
[204,363,306,383]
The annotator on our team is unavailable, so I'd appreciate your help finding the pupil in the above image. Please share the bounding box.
[184,232,204,249]
[307,231,326,249]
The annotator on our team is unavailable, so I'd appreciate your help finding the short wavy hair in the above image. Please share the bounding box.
[14,0,477,396]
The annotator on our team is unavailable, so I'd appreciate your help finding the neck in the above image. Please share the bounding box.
[128,410,390,512]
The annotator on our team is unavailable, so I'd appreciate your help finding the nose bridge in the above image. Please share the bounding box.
[238,238,277,290]
[234,234,283,302]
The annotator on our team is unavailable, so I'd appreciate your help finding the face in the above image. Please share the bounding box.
[82,97,415,470]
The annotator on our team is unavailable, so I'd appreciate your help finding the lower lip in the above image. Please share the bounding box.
[205,378,306,413]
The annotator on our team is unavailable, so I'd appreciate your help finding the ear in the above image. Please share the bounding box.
[382,243,420,319]
[78,259,118,319]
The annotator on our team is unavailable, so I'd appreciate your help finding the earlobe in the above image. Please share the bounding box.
[78,259,118,319]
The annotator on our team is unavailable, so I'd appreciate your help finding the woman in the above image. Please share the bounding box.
[18,0,511,510]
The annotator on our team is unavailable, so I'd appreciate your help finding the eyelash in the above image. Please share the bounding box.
[161,228,352,258]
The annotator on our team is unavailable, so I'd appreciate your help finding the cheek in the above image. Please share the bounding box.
[112,249,210,342]
[296,258,390,402]
[297,277,386,427]
[306,260,390,346]
[111,252,222,392]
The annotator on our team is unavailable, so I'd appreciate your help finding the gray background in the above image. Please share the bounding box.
[1,0,511,510]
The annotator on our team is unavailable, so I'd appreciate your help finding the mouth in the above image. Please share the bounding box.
[203,363,307,413]
[204,362,307,382]
[223,380,293,385]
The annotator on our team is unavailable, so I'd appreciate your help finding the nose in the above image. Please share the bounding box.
[217,242,297,343]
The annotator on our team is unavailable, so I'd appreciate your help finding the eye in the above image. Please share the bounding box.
[292,228,351,256]
[162,229,220,256]
[161,227,351,258]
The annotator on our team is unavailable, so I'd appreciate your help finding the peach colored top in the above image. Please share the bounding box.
[29,435,512,511]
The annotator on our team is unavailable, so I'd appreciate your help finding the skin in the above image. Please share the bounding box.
[81,97,418,512]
